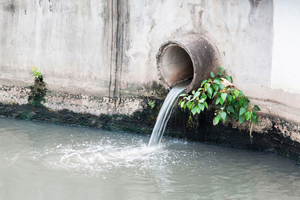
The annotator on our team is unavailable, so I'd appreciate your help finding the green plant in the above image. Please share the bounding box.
[28,66,47,106]
[31,66,42,80]
[148,100,156,109]
[179,67,260,142]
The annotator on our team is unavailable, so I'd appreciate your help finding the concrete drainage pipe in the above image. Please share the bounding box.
[156,34,219,93]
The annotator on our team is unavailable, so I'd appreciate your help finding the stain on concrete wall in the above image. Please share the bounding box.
[109,0,131,98]
[0,0,300,125]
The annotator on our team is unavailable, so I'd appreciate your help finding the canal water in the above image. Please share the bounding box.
[1,117,300,200]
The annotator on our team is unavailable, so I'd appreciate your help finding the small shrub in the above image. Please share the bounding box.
[179,67,261,142]
[28,66,47,106]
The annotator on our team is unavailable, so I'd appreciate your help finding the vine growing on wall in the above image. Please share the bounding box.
[179,67,261,142]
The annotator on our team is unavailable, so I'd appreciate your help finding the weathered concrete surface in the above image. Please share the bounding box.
[1,0,299,124]
[0,0,300,152]
[0,82,166,116]
[0,0,114,96]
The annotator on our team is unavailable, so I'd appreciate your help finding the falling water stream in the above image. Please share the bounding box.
[1,117,300,199]
[148,81,189,147]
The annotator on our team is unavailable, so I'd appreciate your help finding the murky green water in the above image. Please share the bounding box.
[1,117,300,200]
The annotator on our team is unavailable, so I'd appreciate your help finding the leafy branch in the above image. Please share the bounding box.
[179,67,261,142]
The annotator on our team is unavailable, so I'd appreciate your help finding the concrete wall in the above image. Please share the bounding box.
[0,0,113,96]
[267,0,300,123]
[272,0,300,94]
[0,0,300,123]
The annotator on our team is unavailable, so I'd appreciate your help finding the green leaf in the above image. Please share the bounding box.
[197,88,203,92]
[220,111,227,120]
[245,111,251,121]
[239,107,246,116]
[233,112,239,120]
[242,101,249,108]
[199,98,205,103]
[196,106,201,114]
[190,102,194,110]
[216,98,220,105]
[204,102,208,109]
[239,90,244,96]
[239,114,246,124]
[239,97,244,107]
[230,76,233,83]
[226,105,235,113]
[207,87,213,99]
[213,116,220,126]
[227,94,233,103]
[225,76,231,82]
[201,94,207,100]
[194,91,201,99]
[180,101,185,108]
[191,107,197,115]
[213,84,219,92]
[201,79,207,87]
[210,71,215,78]
[212,91,218,98]
[179,93,186,97]
[220,111,227,124]
[233,100,239,108]
[213,79,221,85]
[187,102,193,110]
[219,67,225,72]
[253,105,261,111]
[199,103,205,111]
[251,112,259,124]
[217,71,223,76]
[222,117,227,124]
[215,77,222,82]
[221,93,227,102]
[204,83,211,90]
[243,99,249,108]
[219,97,224,105]
[234,90,239,97]
[227,87,233,92]
[220,84,225,90]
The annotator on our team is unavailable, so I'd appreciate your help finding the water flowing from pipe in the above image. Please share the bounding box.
[148,81,190,147]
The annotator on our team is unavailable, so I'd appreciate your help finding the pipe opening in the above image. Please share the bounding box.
[161,45,194,87]
[157,34,219,93]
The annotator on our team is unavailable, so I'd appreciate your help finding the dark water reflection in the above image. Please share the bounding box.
[0,117,300,200]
